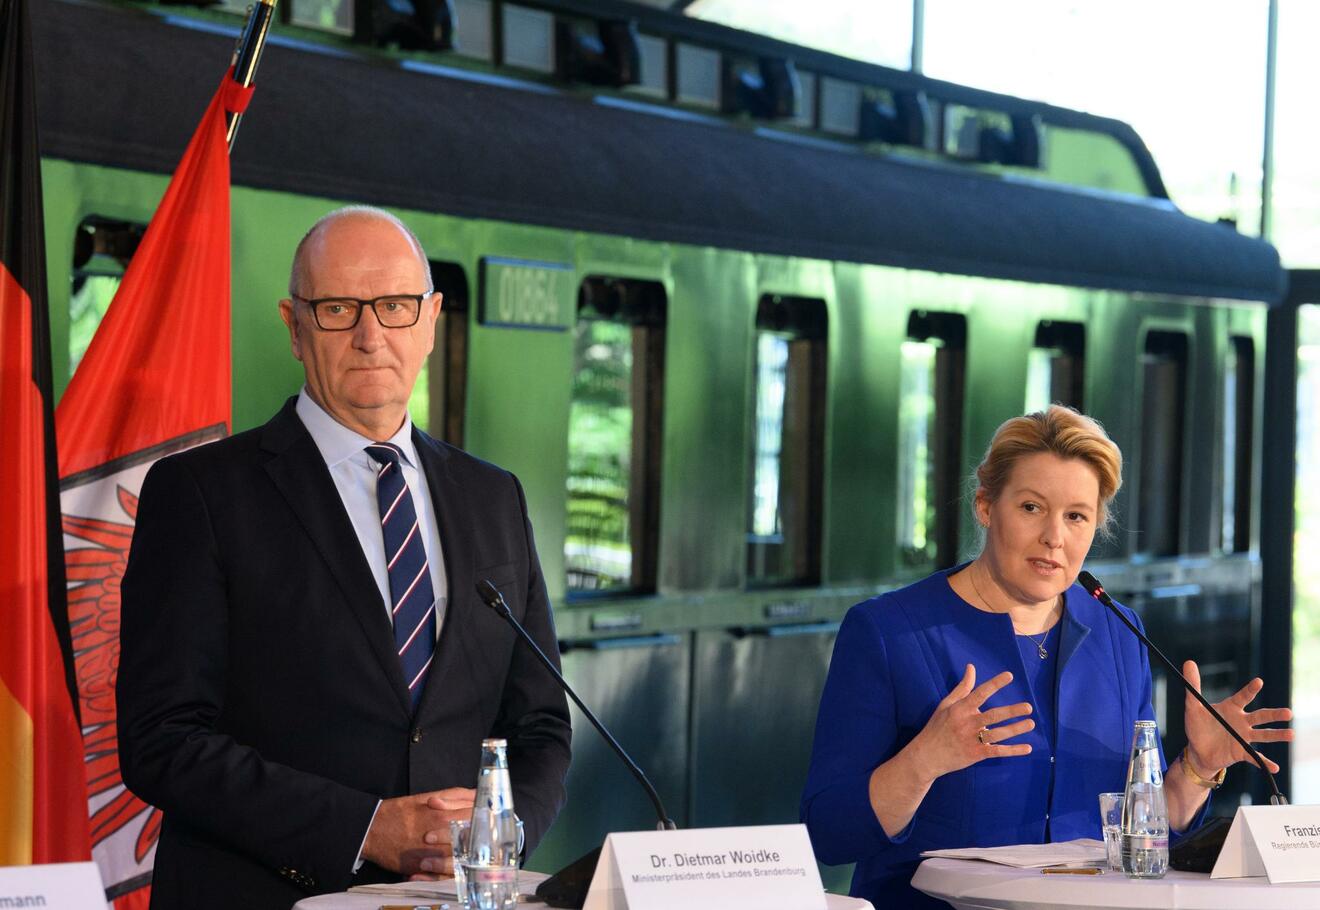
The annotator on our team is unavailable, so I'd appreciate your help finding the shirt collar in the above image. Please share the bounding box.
[295,388,418,469]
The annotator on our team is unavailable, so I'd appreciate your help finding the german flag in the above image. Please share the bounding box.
[0,0,94,868]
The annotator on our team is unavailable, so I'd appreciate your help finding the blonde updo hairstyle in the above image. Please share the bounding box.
[974,405,1123,537]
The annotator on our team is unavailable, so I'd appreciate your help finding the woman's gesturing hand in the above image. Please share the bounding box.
[867,663,1035,838]
[1182,659,1293,776]
[909,663,1035,781]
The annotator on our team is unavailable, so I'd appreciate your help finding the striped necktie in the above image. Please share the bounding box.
[365,442,435,712]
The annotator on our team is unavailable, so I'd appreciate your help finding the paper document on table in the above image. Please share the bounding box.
[920,838,1106,868]
[349,869,550,899]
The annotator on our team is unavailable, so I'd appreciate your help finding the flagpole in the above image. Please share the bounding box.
[226,0,277,151]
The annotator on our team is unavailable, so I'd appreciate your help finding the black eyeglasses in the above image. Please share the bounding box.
[292,293,431,331]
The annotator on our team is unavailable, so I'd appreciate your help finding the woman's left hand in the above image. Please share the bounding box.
[1182,660,1294,775]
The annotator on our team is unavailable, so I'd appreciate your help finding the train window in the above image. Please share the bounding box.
[1137,331,1189,557]
[409,261,469,446]
[501,5,555,73]
[944,105,1004,160]
[676,44,721,108]
[820,77,861,136]
[69,216,144,374]
[793,71,818,128]
[1222,337,1255,553]
[898,311,966,570]
[290,0,353,34]
[628,33,668,97]
[1025,320,1085,412]
[746,295,827,587]
[565,277,666,596]
[1040,126,1150,197]
[452,0,494,61]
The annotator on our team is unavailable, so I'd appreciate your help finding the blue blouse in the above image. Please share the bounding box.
[1016,624,1060,749]
[800,569,1203,909]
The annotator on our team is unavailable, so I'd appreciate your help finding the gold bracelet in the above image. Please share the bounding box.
[1180,747,1226,789]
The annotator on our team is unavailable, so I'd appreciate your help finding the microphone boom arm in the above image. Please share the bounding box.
[476,579,678,830]
[1078,570,1287,805]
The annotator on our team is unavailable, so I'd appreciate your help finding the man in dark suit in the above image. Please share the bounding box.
[118,207,572,909]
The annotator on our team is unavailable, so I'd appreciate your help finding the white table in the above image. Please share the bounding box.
[913,857,1320,909]
[295,886,873,909]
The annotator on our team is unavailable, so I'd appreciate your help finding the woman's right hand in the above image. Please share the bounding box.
[907,663,1035,781]
[867,663,1035,837]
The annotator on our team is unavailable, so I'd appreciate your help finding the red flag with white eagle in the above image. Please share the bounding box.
[55,67,256,906]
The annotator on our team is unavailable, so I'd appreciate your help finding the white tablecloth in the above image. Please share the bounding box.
[294,886,873,910]
[913,857,1320,909]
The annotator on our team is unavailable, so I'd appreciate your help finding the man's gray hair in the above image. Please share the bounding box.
[288,205,432,297]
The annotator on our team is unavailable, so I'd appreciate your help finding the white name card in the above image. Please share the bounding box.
[1211,805,1320,884]
[0,861,106,909]
[583,824,826,910]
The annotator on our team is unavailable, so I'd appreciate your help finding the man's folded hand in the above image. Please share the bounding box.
[362,787,476,877]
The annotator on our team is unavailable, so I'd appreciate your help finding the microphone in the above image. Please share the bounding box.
[1077,570,1287,806]
[476,580,676,908]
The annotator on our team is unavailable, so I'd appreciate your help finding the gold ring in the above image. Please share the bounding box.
[977,727,990,745]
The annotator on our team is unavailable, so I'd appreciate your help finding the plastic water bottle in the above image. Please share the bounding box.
[464,738,520,910]
[1120,720,1169,879]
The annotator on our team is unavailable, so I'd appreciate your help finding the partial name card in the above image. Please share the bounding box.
[0,861,106,908]
[583,824,825,910]
[1211,804,1320,884]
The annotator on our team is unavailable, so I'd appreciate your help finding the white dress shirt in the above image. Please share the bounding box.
[295,389,448,637]
[296,390,450,873]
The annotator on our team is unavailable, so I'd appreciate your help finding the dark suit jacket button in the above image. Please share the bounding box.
[411,728,423,743]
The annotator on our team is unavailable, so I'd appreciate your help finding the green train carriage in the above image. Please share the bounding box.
[35,0,1286,880]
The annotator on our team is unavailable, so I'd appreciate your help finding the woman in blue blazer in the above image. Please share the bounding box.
[800,406,1292,909]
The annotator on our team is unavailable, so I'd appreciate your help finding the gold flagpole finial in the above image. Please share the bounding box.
[225,0,279,151]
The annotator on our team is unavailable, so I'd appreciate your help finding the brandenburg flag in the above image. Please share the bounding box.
[54,64,254,905]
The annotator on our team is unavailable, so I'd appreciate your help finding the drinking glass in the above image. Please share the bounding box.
[450,818,524,909]
[1098,791,1125,871]
[450,818,472,903]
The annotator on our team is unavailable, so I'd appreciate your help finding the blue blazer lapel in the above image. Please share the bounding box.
[1057,591,1093,674]
[260,398,413,721]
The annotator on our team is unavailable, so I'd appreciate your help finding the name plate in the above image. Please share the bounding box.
[1211,805,1320,883]
[583,824,825,910]
[0,861,106,908]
